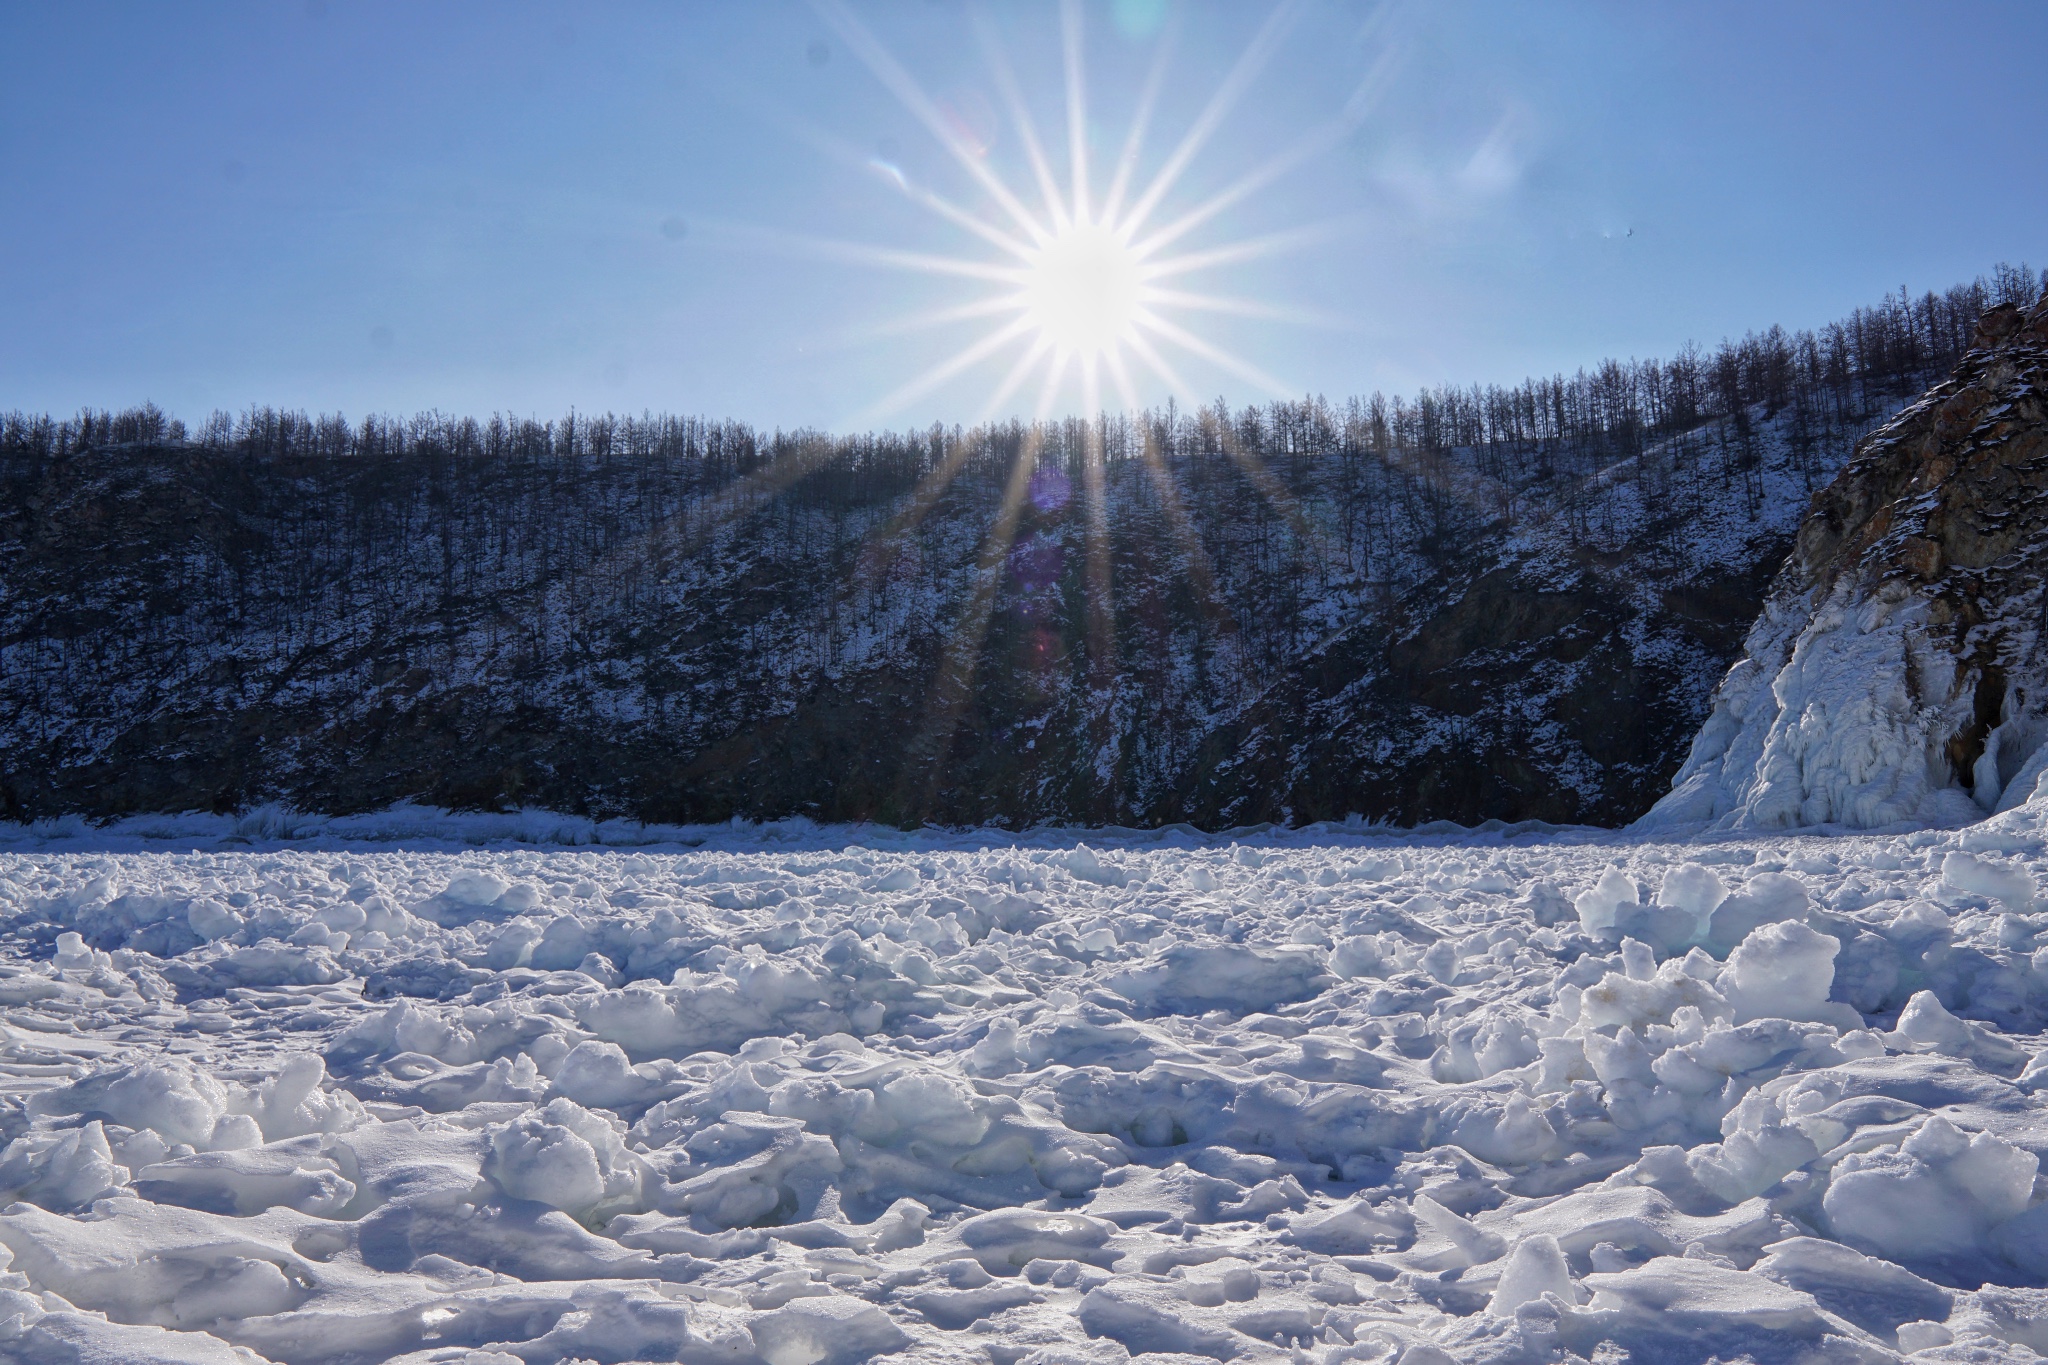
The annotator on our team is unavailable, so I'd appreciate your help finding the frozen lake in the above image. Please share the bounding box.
[2,807,2047,1364]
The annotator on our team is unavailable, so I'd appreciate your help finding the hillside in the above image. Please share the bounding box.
[1,272,2036,828]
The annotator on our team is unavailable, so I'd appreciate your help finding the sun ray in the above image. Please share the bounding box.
[1119,1,1305,238]
[854,314,1038,426]
[1137,311,1296,399]
[812,0,1052,245]
[1099,16,1179,228]
[857,428,982,584]
[899,429,1042,815]
[1034,350,1073,421]
[715,220,1027,284]
[1137,287,1349,328]
[870,162,1039,262]
[1211,417,1332,565]
[978,336,1054,425]
[1061,0,1091,225]
[970,2,1070,232]
[1135,422,1240,639]
[729,94,1037,261]
[1130,45,1401,257]
[1141,221,1350,280]
[1078,365,1119,773]
[1105,349,1144,414]
[1127,338,1331,565]
[1123,328,1200,406]
[833,294,1030,347]
[645,433,844,570]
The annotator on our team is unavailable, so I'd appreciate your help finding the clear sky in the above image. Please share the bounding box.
[3,1,2044,433]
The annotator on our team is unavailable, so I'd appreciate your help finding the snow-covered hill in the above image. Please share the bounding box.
[0,370,1935,831]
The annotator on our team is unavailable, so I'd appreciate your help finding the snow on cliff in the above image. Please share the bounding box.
[1643,295,2048,832]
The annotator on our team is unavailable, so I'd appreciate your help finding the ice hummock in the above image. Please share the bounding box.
[2,803,2048,1362]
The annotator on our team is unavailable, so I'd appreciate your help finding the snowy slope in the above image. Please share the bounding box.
[6,801,2048,1362]
[0,382,1917,831]
[1642,296,2048,833]
[1188,392,1898,827]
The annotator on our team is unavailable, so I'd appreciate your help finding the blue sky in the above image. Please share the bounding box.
[2,1,2044,432]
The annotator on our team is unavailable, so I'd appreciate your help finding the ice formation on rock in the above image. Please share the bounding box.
[1643,293,2048,832]
[0,802,2046,1362]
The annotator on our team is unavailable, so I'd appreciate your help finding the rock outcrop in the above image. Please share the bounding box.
[1642,296,2048,830]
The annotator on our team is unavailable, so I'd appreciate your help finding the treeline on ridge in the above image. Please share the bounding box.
[3,263,2041,500]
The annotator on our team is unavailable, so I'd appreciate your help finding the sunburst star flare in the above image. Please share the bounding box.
[801,0,1364,428]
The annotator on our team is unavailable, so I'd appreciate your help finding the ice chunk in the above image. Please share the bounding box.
[486,1097,645,1220]
[1287,1196,1414,1254]
[0,1120,123,1210]
[1500,1184,1781,1270]
[1576,955,1732,1034]
[1582,1256,1835,1333]
[495,1286,699,1364]
[1486,1234,1575,1315]
[1825,1116,2038,1263]
[1575,867,1640,936]
[1753,1236,1953,1340]
[1687,1091,1821,1202]
[656,1112,842,1230]
[230,1054,365,1142]
[1895,1320,1954,1352]
[2,1308,267,1364]
[133,1138,356,1216]
[30,1061,231,1149]
[956,1210,1117,1273]
[185,899,242,942]
[905,1283,1038,1329]
[1702,872,1809,956]
[1657,863,1728,939]
[750,1294,910,1365]
[443,871,512,906]
[1445,1092,1558,1166]
[551,1040,680,1111]
[1720,920,1859,1027]
[1075,1278,1241,1359]
[1888,990,1974,1054]
[1411,1193,1505,1267]
[1942,851,2038,912]
[1110,944,1329,1013]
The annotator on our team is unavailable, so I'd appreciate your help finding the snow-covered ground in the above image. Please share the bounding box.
[7,803,2048,1364]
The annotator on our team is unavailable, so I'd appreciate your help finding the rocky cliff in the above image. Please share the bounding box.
[1642,295,2048,830]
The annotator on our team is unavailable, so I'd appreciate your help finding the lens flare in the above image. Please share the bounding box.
[798,0,1389,424]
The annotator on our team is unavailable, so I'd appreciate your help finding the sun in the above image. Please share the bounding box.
[1022,224,1146,359]
[801,0,1359,424]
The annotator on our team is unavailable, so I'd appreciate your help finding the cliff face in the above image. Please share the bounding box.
[1642,296,2048,831]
